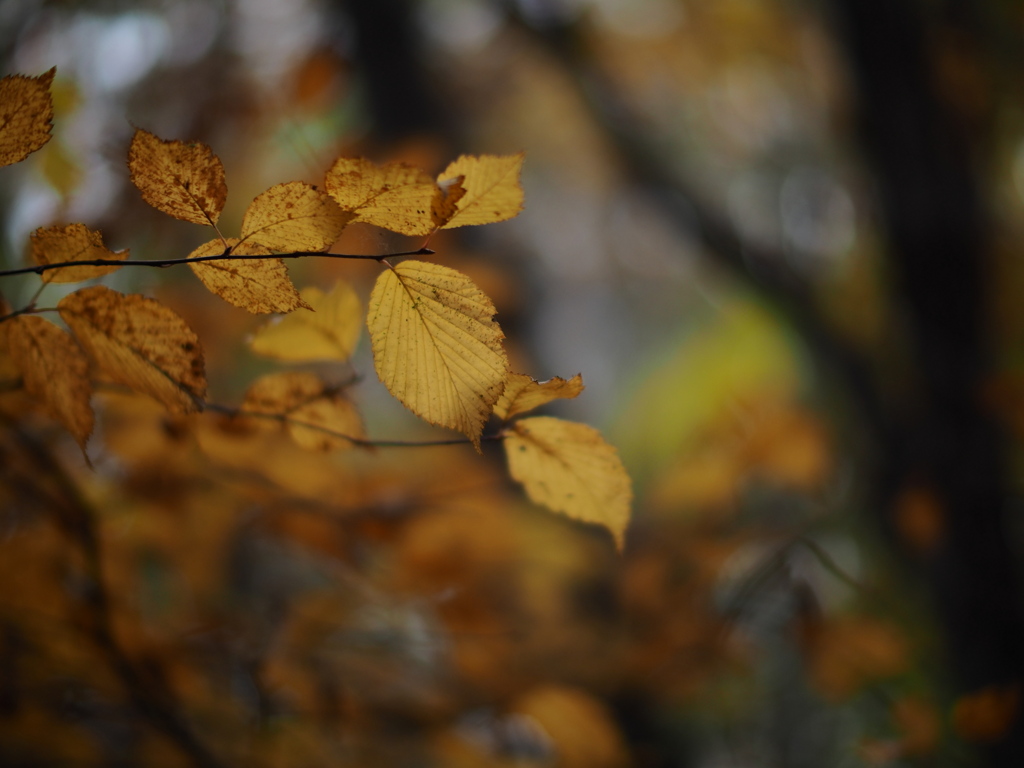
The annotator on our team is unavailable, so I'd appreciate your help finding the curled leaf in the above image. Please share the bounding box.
[30,223,127,283]
[240,181,353,252]
[324,157,439,236]
[59,286,206,414]
[6,316,93,449]
[249,281,362,362]
[437,153,525,228]
[0,67,54,167]
[504,416,632,550]
[188,238,305,314]
[494,372,585,421]
[367,260,508,448]
[128,128,227,225]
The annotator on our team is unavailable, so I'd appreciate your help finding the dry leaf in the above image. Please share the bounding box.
[367,260,507,448]
[494,372,584,421]
[6,316,93,449]
[240,181,352,252]
[128,128,227,225]
[59,286,206,414]
[324,157,439,236]
[249,281,362,362]
[0,68,54,167]
[504,417,631,549]
[187,238,305,314]
[30,223,127,283]
[243,371,364,451]
[437,153,525,228]
[953,685,1020,743]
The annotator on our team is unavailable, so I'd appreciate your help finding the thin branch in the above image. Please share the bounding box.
[0,247,435,279]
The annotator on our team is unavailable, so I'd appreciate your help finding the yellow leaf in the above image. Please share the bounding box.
[324,157,439,236]
[513,686,628,768]
[59,286,206,414]
[0,67,54,167]
[187,238,305,314]
[494,372,584,421]
[367,260,507,447]
[6,316,93,449]
[240,181,353,252]
[30,223,127,283]
[504,417,631,549]
[249,281,362,362]
[437,153,525,228]
[243,371,364,451]
[127,128,227,225]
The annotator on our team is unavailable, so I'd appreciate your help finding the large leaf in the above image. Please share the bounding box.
[437,153,525,228]
[128,128,227,225]
[188,238,305,314]
[0,68,54,167]
[240,181,352,252]
[30,223,127,283]
[504,416,632,549]
[367,260,507,448]
[249,281,362,362]
[59,286,206,414]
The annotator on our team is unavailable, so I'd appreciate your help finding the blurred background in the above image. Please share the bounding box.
[4,0,1024,766]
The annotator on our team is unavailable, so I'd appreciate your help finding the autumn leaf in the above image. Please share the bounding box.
[240,181,352,252]
[187,238,306,314]
[6,316,93,449]
[128,128,227,225]
[59,286,206,414]
[324,157,439,236]
[367,260,507,447]
[30,223,127,283]
[494,373,584,421]
[0,68,54,167]
[504,417,631,549]
[249,281,362,362]
[243,371,364,451]
[437,153,525,229]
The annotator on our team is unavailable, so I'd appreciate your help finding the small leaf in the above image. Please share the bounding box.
[437,153,525,229]
[187,238,306,314]
[6,316,93,449]
[249,281,362,362]
[324,157,439,236]
[494,372,584,421]
[59,286,206,414]
[240,181,353,252]
[128,128,227,225]
[243,371,364,451]
[504,417,631,549]
[367,260,508,448]
[0,67,55,167]
[30,223,127,283]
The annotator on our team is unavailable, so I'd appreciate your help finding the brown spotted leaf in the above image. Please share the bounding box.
[188,238,305,314]
[324,157,439,236]
[240,181,352,252]
[0,68,54,167]
[437,153,524,228]
[6,316,93,449]
[249,281,362,362]
[30,223,127,283]
[504,417,632,550]
[59,286,206,414]
[493,373,585,421]
[128,128,227,225]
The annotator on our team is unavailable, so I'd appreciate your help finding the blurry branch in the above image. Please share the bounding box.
[0,418,229,768]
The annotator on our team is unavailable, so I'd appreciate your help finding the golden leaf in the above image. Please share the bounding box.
[30,223,127,283]
[243,371,364,451]
[249,281,362,362]
[187,238,305,314]
[504,417,631,549]
[0,68,54,167]
[6,316,93,449]
[240,181,353,252]
[494,372,584,421]
[127,128,227,225]
[367,260,508,448]
[513,686,628,768]
[437,153,525,228]
[59,286,206,414]
[324,157,439,236]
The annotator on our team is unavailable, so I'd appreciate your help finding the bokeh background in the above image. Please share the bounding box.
[4,0,1024,766]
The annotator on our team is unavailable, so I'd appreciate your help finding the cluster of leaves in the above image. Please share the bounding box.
[0,67,631,548]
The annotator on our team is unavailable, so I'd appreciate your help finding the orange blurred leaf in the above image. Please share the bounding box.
[0,67,54,167]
